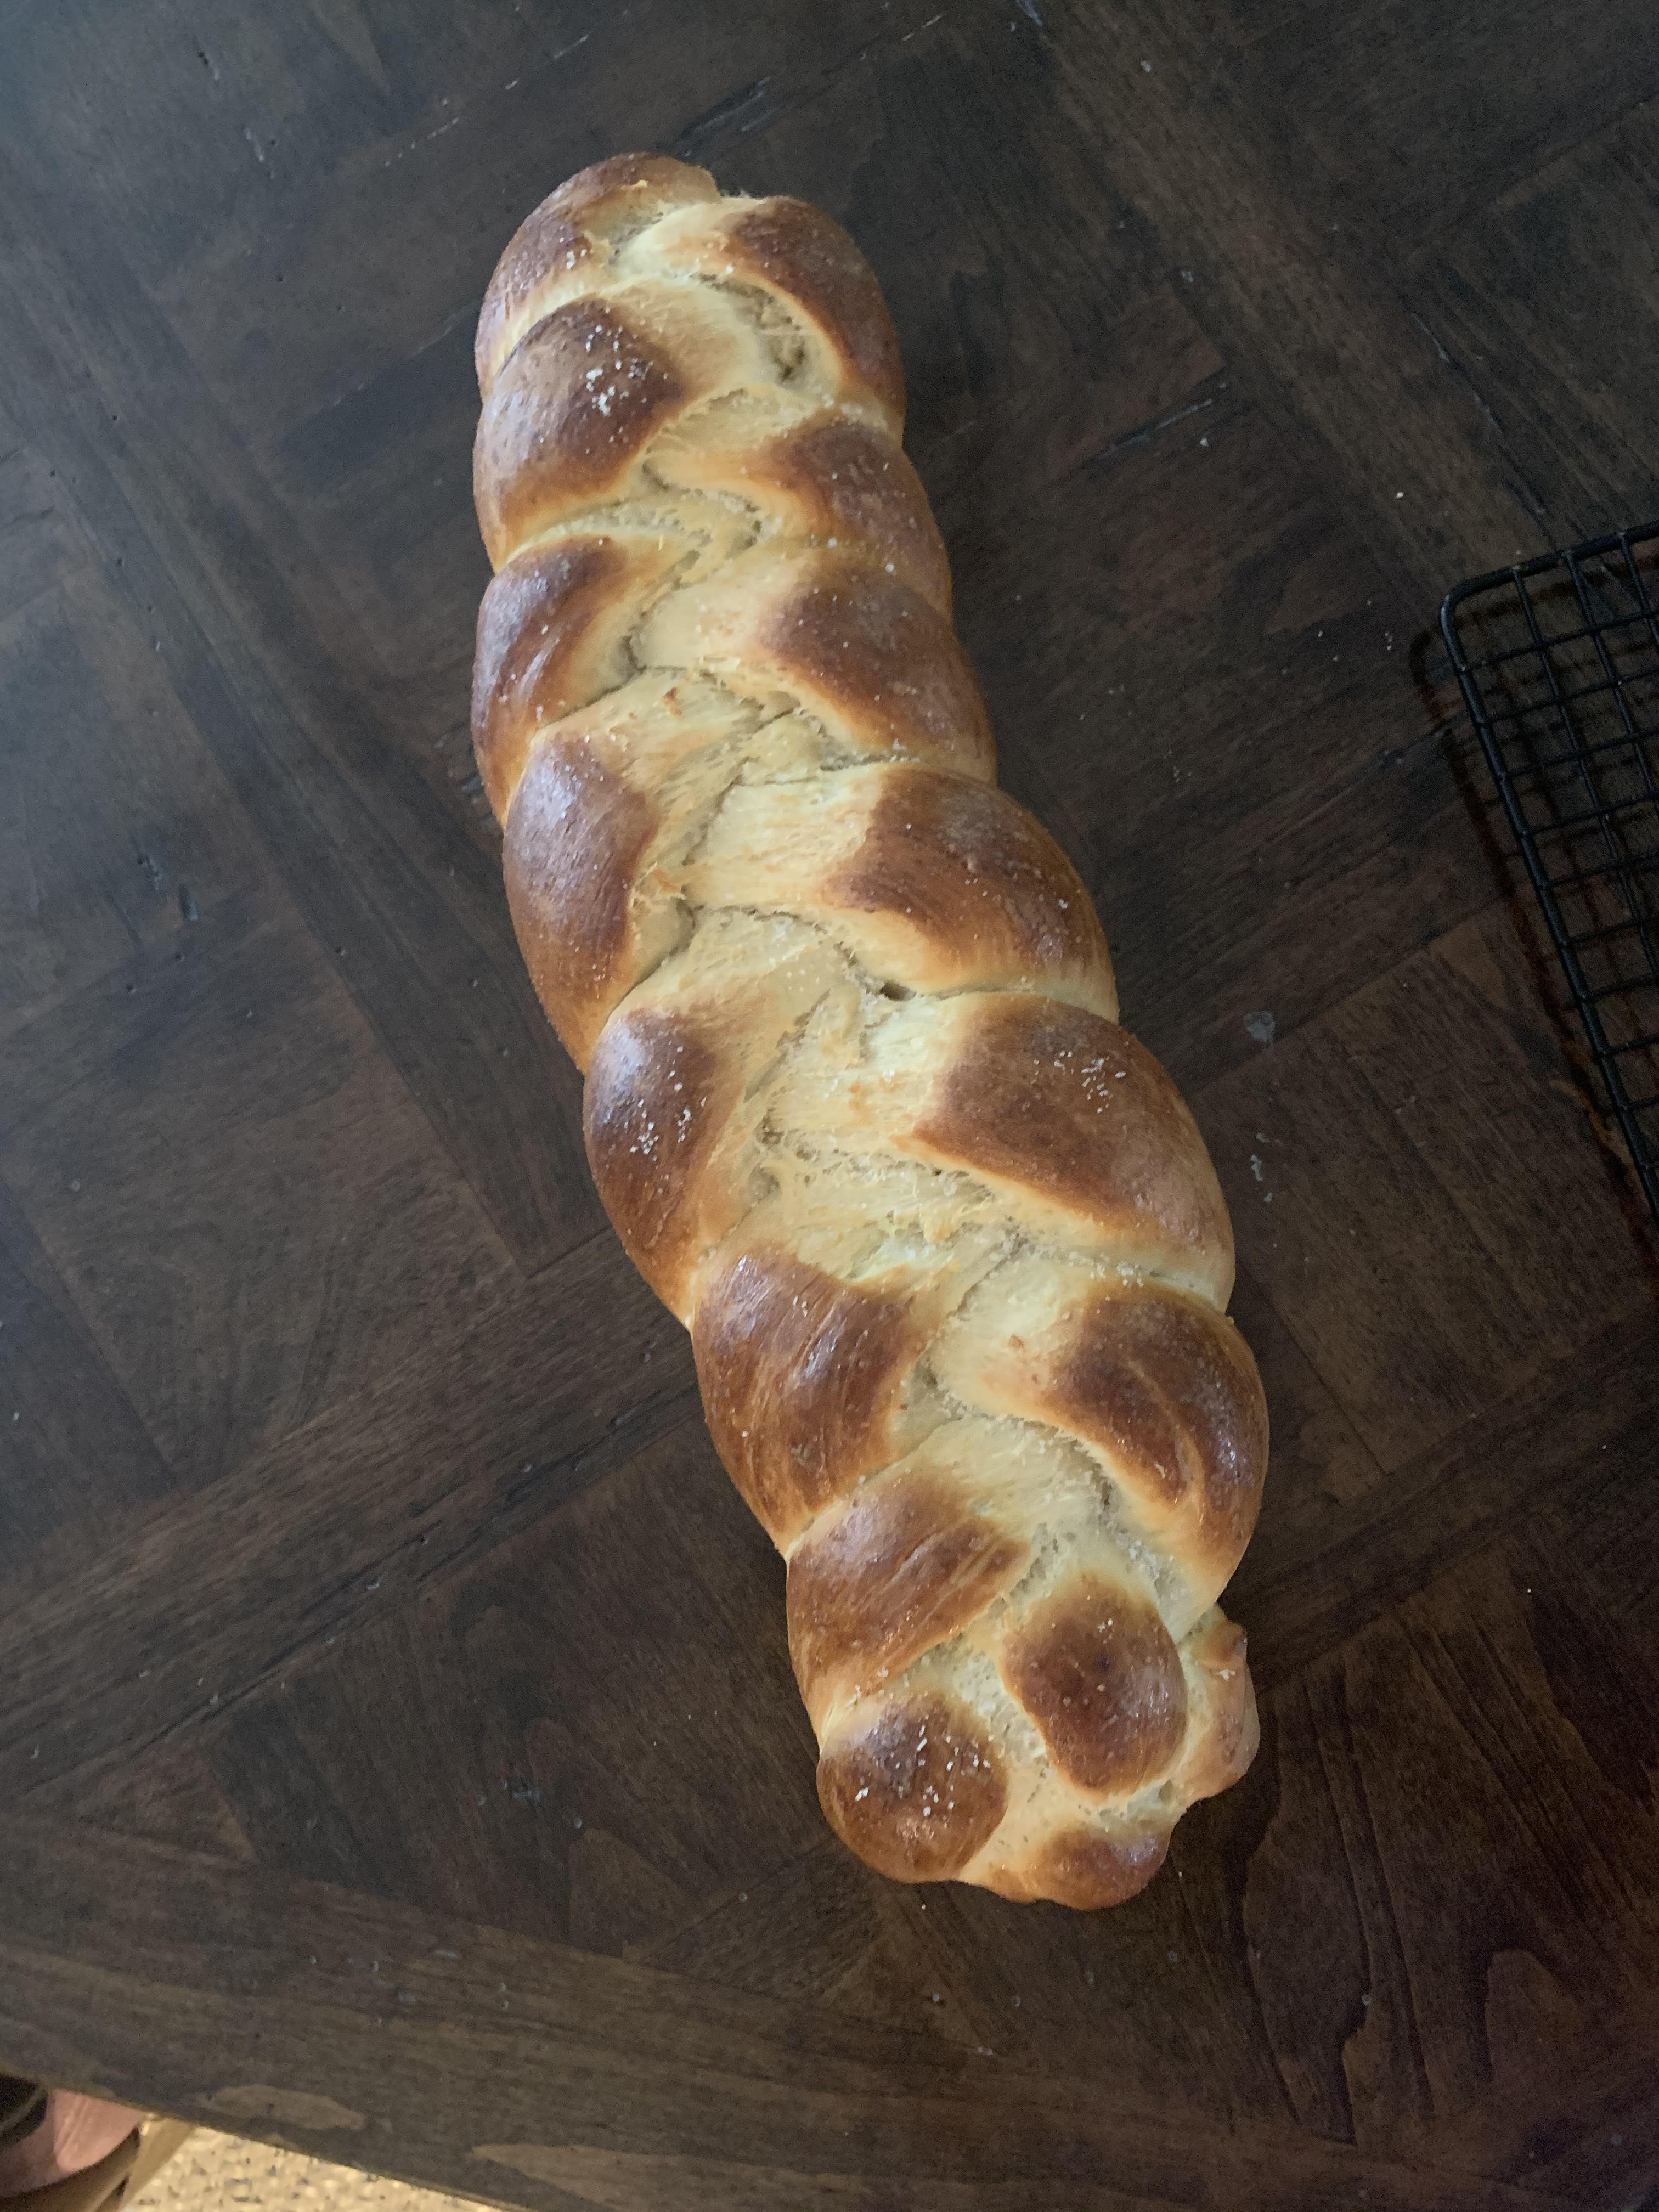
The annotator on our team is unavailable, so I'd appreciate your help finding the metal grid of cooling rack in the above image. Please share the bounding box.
[1442,523,1659,1227]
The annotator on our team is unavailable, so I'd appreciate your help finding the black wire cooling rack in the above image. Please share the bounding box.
[1441,523,1659,1228]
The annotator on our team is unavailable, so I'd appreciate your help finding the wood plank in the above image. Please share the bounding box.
[0,561,516,1494]
[1235,1299,1657,1692]
[1414,100,1659,541]
[1035,2,1560,586]
[0,1818,1592,2212]
[198,1415,819,1946]
[0,1175,173,1568]
[0,395,85,635]
[2,0,1657,2202]
[1242,1534,1659,2165]
[1244,0,1659,242]
[0,167,600,1271]
[1195,899,1654,1470]
[0,1239,692,1802]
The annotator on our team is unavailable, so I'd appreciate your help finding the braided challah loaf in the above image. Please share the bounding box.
[472,154,1268,1909]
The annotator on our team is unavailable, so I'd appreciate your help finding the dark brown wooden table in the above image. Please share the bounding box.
[3,4,1657,2207]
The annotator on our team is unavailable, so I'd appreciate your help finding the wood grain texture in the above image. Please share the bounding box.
[1,1,1655,2204]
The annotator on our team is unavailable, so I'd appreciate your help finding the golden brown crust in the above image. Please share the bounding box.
[1048,1288,1268,1581]
[644,551,996,779]
[503,737,661,1066]
[676,766,1114,1013]
[473,301,689,567]
[914,997,1234,1296]
[656,409,950,612]
[692,1250,936,1548]
[831,768,1114,1009]
[728,200,906,426]
[540,151,718,234]
[817,1696,1006,1882]
[582,1009,731,1308]
[475,154,720,398]
[980,1824,1172,1910]
[474,202,597,399]
[643,195,906,430]
[940,1269,1268,1606]
[582,921,849,1315]
[472,536,679,819]
[475,160,1265,1912]
[1179,1612,1260,1802]
[762,563,989,769]
[772,420,948,610]
[999,1576,1188,1797]
[788,1471,1028,1714]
